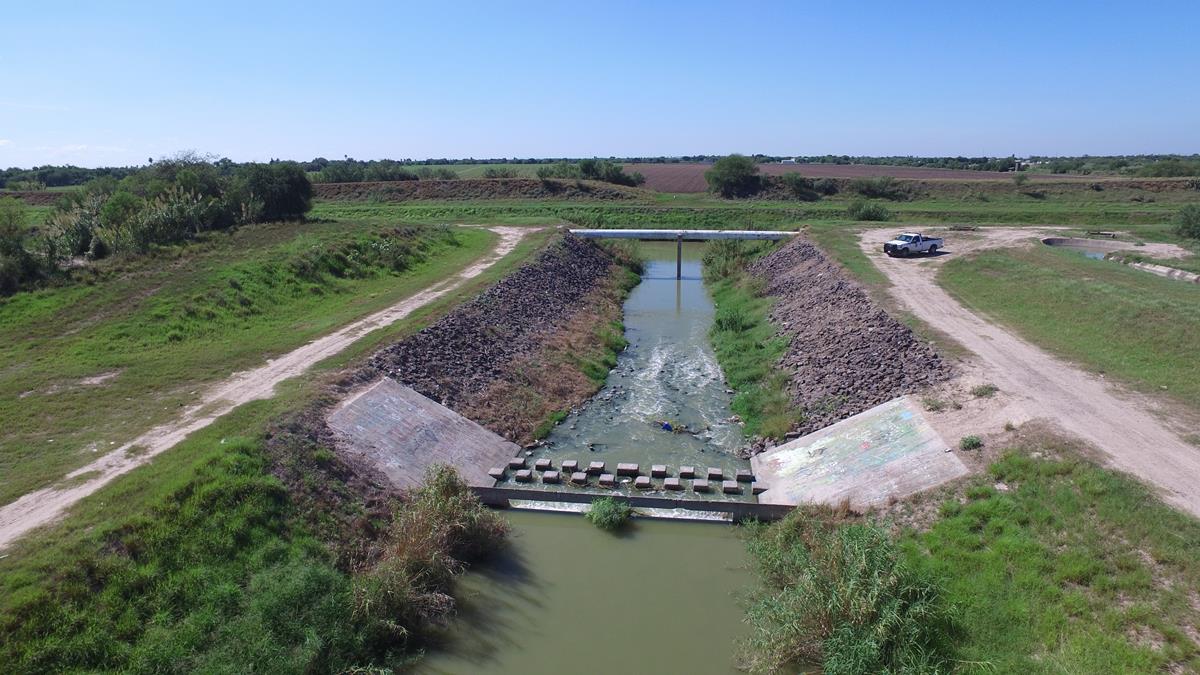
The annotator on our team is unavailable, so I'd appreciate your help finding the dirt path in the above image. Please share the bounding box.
[859,227,1200,517]
[0,226,534,551]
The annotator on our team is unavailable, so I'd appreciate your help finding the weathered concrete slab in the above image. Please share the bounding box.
[751,396,967,509]
[327,378,521,490]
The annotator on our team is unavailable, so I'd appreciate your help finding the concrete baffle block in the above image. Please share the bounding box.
[706,467,723,481]
[616,462,640,476]
[651,464,668,478]
[751,482,768,495]
[634,476,652,490]
[693,479,711,493]
[508,457,527,470]
[722,480,741,494]
[736,469,755,483]
[587,461,606,475]
[514,469,533,483]
[562,459,579,473]
[534,458,553,471]
[679,466,696,479]
[598,473,616,488]
[543,470,562,484]
[664,477,683,490]
[487,467,505,481]
[570,471,589,486]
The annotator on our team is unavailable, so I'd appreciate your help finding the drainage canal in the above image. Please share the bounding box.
[502,241,753,500]
[416,510,750,675]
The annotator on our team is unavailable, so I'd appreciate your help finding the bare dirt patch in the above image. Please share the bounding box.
[860,226,1200,517]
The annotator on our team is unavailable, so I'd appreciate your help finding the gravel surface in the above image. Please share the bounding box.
[749,236,950,440]
[371,234,616,408]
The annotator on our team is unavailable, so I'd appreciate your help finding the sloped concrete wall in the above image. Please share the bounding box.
[751,396,966,509]
[328,378,519,489]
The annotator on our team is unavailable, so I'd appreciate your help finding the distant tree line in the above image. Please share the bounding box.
[0,152,312,295]
[6,153,1200,191]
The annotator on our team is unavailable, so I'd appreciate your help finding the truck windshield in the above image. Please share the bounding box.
[897,234,915,242]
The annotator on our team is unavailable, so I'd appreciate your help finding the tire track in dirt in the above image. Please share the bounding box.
[859,227,1200,517]
[0,227,534,550]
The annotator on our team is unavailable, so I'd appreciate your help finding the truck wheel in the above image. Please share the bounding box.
[928,245,938,255]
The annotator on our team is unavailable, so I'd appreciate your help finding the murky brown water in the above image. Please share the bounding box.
[416,510,751,675]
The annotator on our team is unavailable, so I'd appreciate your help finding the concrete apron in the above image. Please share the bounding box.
[329,379,967,521]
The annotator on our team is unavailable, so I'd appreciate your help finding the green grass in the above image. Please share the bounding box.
[0,222,497,505]
[704,242,799,439]
[0,227,552,671]
[900,440,1200,672]
[939,245,1200,410]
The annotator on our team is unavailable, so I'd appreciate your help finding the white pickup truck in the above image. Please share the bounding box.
[883,232,944,257]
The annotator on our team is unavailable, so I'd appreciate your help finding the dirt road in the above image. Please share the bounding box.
[0,226,534,551]
[860,227,1200,517]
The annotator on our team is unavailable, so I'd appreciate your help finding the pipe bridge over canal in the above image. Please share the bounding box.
[569,229,797,279]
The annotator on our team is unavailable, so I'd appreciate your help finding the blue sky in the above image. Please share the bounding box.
[1,1,1197,167]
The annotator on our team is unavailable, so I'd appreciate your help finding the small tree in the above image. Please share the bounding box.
[1176,204,1200,240]
[1012,172,1029,187]
[705,154,762,197]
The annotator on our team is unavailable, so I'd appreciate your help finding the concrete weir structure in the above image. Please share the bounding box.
[752,395,967,510]
[569,228,796,279]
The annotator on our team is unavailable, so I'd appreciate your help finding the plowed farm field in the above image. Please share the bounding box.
[623,163,1022,192]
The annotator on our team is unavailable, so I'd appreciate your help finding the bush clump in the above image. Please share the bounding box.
[742,511,955,673]
[534,159,644,186]
[705,154,762,198]
[779,173,820,201]
[1175,204,1200,240]
[959,435,984,450]
[848,175,907,200]
[585,497,632,531]
[847,200,892,221]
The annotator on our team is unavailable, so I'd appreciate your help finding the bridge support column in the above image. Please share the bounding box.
[676,233,682,280]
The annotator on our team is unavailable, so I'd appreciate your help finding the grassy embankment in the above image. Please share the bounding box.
[0,221,502,505]
[939,245,1200,411]
[0,225,555,671]
[701,240,798,440]
[745,431,1200,672]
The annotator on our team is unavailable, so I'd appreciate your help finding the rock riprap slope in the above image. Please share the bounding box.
[371,233,620,429]
[748,236,949,439]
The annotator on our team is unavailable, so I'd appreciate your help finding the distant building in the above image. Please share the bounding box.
[780,158,797,164]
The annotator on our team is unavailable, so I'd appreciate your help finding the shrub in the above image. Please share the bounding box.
[780,173,820,201]
[482,167,518,179]
[848,176,905,200]
[705,154,762,197]
[0,197,42,294]
[812,178,839,195]
[959,435,984,450]
[417,167,459,180]
[1176,204,1200,240]
[1012,172,1029,186]
[236,162,312,222]
[99,190,144,229]
[741,511,955,673]
[585,497,632,531]
[970,383,999,398]
[846,200,891,221]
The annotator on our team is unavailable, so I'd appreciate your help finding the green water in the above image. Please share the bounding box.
[521,241,750,497]
[417,510,751,675]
